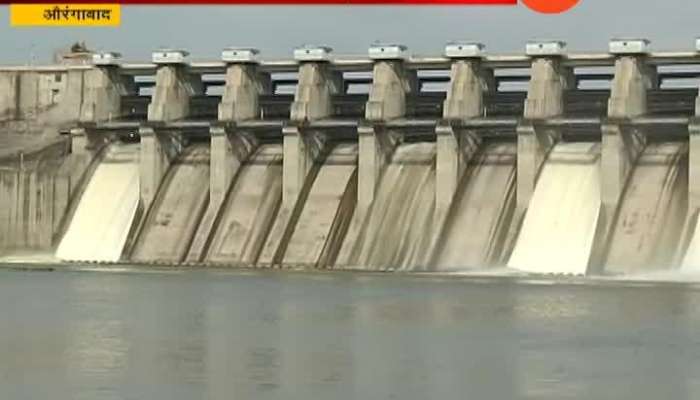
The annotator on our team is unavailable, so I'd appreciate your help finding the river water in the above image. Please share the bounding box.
[1,266,700,400]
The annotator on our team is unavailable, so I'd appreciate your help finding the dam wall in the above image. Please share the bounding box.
[4,41,700,274]
[0,69,76,123]
[0,68,89,132]
[0,138,71,254]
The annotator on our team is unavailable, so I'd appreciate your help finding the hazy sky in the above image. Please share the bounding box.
[1,0,699,63]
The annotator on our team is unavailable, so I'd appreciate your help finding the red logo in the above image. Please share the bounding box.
[522,0,580,13]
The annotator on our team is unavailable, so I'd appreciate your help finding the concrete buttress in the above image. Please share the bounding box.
[436,59,491,217]
[79,66,135,123]
[140,62,202,210]
[257,59,337,265]
[357,60,415,217]
[516,56,573,211]
[601,56,656,212]
[186,61,267,262]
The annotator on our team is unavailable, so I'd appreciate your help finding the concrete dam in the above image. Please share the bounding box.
[4,39,700,276]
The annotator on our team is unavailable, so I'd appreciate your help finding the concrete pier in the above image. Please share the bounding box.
[690,119,700,211]
[138,127,182,210]
[79,64,135,123]
[435,56,492,218]
[212,60,269,209]
[218,62,270,122]
[208,128,255,207]
[184,127,255,261]
[587,40,658,269]
[258,50,338,265]
[185,59,267,262]
[140,51,202,210]
[691,57,700,209]
[365,58,416,121]
[516,53,573,211]
[357,53,416,218]
[283,58,340,205]
[680,86,700,264]
[146,67,203,123]
[601,52,656,210]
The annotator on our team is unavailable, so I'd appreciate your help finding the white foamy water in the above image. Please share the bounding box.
[55,143,140,263]
[131,145,210,263]
[205,144,283,265]
[605,142,687,274]
[433,143,516,271]
[281,143,357,267]
[339,142,436,270]
[508,142,601,275]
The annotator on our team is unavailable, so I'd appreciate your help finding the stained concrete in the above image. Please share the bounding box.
[186,129,256,263]
[280,143,357,267]
[338,142,436,271]
[3,47,699,273]
[131,144,210,263]
[0,135,74,255]
[218,63,270,122]
[205,144,282,265]
[432,143,517,270]
[79,67,135,123]
[435,59,492,228]
[606,142,687,273]
[257,130,326,266]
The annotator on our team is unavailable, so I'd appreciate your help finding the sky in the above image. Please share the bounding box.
[1,0,699,63]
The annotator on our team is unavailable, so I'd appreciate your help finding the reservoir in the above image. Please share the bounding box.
[1,266,700,399]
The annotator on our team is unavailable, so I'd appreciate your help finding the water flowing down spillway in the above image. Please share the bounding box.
[204,144,283,265]
[682,214,700,271]
[508,142,601,275]
[338,142,436,271]
[605,142,687,274]
[55,143,140,262]
[279,143,357,267]
[131,145,211,263]
[432,143,517,271]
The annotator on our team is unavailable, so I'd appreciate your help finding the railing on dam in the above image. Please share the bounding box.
[4,41,700,139]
